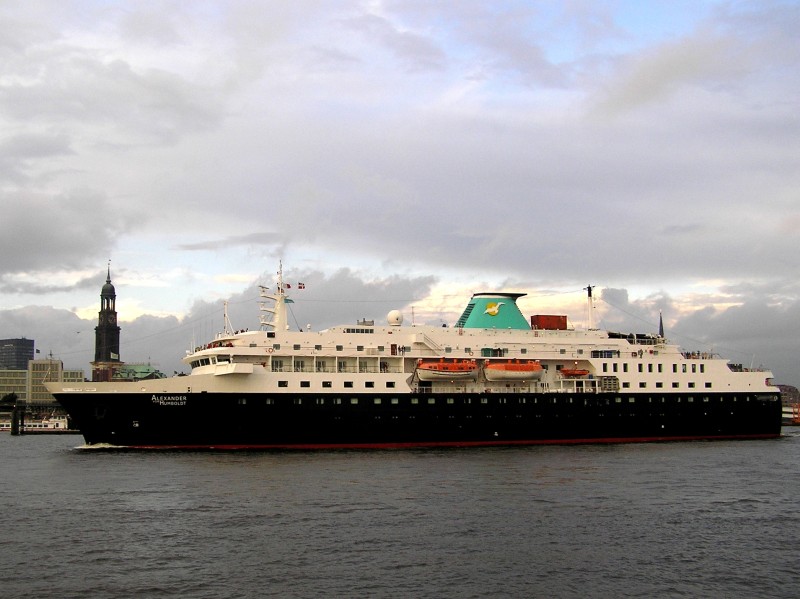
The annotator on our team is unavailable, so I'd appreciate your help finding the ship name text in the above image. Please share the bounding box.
[151,395,187,406]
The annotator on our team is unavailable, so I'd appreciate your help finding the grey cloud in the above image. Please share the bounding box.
[344,13,446,72]
[176,232,285,252]
[0,189,129,277]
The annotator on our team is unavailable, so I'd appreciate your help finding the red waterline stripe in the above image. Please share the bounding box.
[123,433,781,450]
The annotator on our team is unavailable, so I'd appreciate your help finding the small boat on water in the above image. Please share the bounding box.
[484,360,544,381]
[782,403,800,425]
[0,415,78,434]
[417,359,479,381]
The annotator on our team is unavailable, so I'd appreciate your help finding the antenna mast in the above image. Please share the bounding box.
[585,285,595,330]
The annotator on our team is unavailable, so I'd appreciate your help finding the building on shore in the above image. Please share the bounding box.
[0,338,35,371]
[0,358,84,405]
[91,266,122,382]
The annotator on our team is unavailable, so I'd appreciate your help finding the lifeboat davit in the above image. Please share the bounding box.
[484,360,544,381]
[417,359,479,381]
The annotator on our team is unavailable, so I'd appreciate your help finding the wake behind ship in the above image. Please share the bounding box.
[47,268,782,449]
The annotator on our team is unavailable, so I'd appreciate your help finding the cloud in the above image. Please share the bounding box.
[0,2,797,388]
[0,189,131,279]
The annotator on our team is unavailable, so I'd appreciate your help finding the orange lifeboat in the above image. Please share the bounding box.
[484,359,544,381]
[417,359,479,381]
[559,367,590,377]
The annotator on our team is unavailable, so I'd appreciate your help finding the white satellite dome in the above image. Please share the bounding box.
[387,310,403,326]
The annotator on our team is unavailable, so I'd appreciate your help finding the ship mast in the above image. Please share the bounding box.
[585,285,595,330]
[259,261,289,331]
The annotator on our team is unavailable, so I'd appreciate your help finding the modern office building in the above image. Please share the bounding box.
[0,338,35,370]
[0,359,84,404]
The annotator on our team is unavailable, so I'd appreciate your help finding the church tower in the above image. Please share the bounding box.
[91,265,122,382]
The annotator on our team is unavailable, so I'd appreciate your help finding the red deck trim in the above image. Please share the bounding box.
[119,433,781,450]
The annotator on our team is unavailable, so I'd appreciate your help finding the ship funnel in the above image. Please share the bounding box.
[454,293,530,330]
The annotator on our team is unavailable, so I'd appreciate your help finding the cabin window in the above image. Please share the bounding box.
[638,364,643,373]
[657,364,663,373]
[705,382,712,388]
[386,382,395,388]
[447,398,455,404]
[294,398,302,405]
[272,360,284,372]
[481,398,488,404]
[315,345,322,350]
[682,364,687,373]
[602,363,608,373]
[639,382,647,388]
[559,349,566,354]
[391,398,399,404]
[278,381,288,388]
[615,397,622,403]
[411,398,419,404]
[648,364,653,373]
[521,348,527,354]
[350,398,359,404]
[672,382,679,388]
[612,363,618,373]
[366,381,375,388]
[428,398,436,404]
[700,364,705,373]
[656,382,663,388]
[344,381,353,388]
[691,364,697,373]
[265,399,274,405]
[336,345,343,351]
[357,345,364,352]
[445,347,452,353]
[273,344,281,350]
[374,398,381,404]
[622,382,630,388]
[323,381,332,388]
[688,382,696,388]
[623,363,629,373]
[293,344,301,350]
[300,381,310,388]
[238,398,246,405]
[673,364,678,373]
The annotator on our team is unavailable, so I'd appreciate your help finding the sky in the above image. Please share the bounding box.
[0,0,798,386]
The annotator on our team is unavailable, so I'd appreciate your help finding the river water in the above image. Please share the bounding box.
[1,431,799,598]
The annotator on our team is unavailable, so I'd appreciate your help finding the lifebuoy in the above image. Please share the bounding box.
[267,348,274,353]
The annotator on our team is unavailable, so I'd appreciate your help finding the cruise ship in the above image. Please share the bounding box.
[46,268,782,449]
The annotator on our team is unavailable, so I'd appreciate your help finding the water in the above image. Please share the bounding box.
[1,431,799,599]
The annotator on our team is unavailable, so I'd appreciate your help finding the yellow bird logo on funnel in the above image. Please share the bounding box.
[484,302,504,316]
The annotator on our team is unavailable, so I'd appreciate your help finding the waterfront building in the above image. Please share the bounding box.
[0,359,84,405]
[0,338,35,370]
[91,266,122,382]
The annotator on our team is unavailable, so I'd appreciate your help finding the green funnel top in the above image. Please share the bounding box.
[454,293,530,330]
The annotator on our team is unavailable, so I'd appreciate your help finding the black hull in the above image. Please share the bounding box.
[54,390,782,449]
